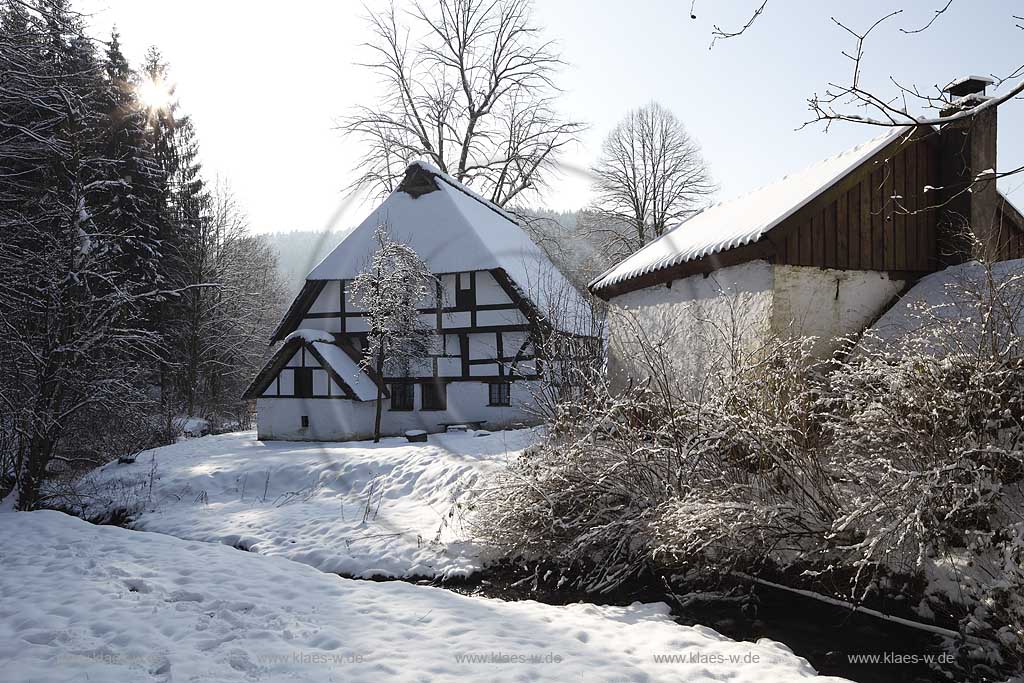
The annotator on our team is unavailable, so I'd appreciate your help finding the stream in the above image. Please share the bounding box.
[427,564,952,683]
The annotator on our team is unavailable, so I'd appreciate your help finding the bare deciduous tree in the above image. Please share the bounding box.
[340,0,584,206]
[588,102,715,262]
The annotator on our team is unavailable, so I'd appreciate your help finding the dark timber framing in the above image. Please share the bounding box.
[271,281,327,342]
[263,266,552,388]
[252,160,597,412]
[242,337,389,401]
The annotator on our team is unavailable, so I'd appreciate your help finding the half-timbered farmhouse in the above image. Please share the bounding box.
[244,162,592,441]
[589,77,1024,392]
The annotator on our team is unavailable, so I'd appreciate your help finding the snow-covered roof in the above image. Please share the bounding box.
[307,162,591,332]
[285,330,380,400]
[310,340,379,402]
[283,329,335,345]
[243,330,383,401]
[589,126,912,295]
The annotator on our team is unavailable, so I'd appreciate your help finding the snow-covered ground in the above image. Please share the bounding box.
[0,510,850,683]
[75,428,534,579]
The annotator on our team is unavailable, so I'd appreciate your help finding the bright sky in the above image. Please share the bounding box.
[80,0,1024,235]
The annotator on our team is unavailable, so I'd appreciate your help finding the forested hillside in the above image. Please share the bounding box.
[262,230,344,296]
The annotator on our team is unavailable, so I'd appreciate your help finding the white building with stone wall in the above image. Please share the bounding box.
[589,78,1024,394]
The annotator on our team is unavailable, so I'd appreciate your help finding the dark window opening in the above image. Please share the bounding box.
[455,273,474,309]
[421,381,447,411]
[294,367,313,398]
[488,382,511,407]
[390,383,414,411]
[300,415,309,428]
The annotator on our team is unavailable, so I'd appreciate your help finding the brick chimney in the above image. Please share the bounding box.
[937,75,998,262]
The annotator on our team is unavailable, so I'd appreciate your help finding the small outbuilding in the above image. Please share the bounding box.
[589,77,1024,392]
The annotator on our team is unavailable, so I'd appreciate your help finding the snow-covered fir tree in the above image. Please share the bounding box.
[0,0,164,508]
[0,1,285,505]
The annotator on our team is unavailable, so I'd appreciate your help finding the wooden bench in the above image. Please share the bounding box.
[438,420,487,431]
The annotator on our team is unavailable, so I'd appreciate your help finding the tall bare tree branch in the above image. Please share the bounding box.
[339,0,584,206]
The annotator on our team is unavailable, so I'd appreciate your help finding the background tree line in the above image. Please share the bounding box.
[0,0,284,509]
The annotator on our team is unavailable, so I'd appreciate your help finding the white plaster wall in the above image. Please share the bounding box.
[606,261,775,397]
[298,316,343,333]
[308,281,341,313]
[476,309,528,326]
[770,265,904,355]
[476,271,513,305]
[605,261,907,397]
[263,345,345,398]
[256,380,542,441]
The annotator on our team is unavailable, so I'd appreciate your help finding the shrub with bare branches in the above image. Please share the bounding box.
[473,249,1024,674]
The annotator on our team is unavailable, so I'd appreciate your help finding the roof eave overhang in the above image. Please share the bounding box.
[589,240,774,300]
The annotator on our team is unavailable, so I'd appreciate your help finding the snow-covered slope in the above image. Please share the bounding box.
[866,258,1024,347]
[77,429,535,579]
[0,511,850,683]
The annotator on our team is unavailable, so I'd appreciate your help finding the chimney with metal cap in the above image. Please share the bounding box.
[937,75,998,262]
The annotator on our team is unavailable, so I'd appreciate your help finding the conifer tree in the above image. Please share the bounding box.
[94,30,166,288]
[0,3,286,505]
[0,0,162,508]
[138,47,212,417]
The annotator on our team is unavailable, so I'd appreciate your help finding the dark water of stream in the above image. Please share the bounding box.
[430,565,958,683]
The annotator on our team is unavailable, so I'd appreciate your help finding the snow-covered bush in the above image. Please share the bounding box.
[821,346,1022,574]
[649,334,838,573]
[473,332,836,591]
[817,258,1024,671]
[473,380,703,590]
[474,255,1024,673]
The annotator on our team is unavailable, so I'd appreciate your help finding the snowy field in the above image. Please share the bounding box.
[0,511,850,683]
[76,428,535,579]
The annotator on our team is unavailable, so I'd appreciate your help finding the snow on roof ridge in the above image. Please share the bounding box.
[998,190,1024,215]
[590,125,912,293]
[700,127,903,212]
[284,328,336,345]
[407,160,519,225]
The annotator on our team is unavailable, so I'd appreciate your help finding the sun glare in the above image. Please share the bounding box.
[137,77,173,111]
